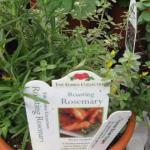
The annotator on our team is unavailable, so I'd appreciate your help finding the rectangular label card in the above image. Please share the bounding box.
[24,80,58,150]
[52,70,110,121]
[24,70,110,150]
[88,111,132,150]
[52,70,110,150]
[125,0,137,52]
[54,88,109,150]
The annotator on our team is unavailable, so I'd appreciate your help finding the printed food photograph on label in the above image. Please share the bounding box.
[58,107,103,138]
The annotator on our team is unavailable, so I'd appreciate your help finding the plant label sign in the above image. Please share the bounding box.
[125,0,137,52]
[24,70,110,150]
[24,81,54,149]
[88,111,132,150]
[52,70,111,121]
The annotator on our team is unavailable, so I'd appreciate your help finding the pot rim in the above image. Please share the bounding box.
[108,113,136,150]
[0,113,136,150]
[0,137,13,150]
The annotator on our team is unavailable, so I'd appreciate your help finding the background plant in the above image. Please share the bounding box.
[0,0,149,149]
[138,0,150,58]
[117,0,130,8]
[136,0,150,119]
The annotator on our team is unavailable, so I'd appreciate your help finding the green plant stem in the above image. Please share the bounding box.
[50,15,56,53]
[0,16,22,29]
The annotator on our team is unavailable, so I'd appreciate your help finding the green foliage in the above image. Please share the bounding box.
[117,0,130,8]
[137,0,150,94]
[138,0,150,57]
[62,0,75,11]
[139,11,150,23]
[100,50,150,115]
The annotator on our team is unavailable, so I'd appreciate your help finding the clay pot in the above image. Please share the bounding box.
[0,114,136,150]
[0,138,13,150]
[108,113,136,150]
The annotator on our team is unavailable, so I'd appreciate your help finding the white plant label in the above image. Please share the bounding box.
[24,70,110,150]
[52,70,110,121]
[88,111,132,150]
[24,81,54,150]
[125,0,137,52]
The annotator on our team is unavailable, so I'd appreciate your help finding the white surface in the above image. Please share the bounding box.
[24,70,111,150]
[127,114,150,150]
[145,128,150,150]
[89,111,132,150]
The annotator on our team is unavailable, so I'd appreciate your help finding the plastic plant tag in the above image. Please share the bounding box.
[88,111,132,150]
[52,70,110,121]
[24,80,56,150]
[52,70,110,87]
[24,70,110,150]
[125,0,137,52]
[54,88,109,149]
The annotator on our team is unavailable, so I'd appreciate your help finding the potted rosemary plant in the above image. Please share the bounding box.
[0,0,149,150]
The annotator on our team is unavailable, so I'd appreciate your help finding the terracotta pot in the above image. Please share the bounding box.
[0,137,13,150]
[108,113,136,150]
[0,114,136,150]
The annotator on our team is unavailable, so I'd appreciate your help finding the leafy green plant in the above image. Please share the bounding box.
[0,0,149,149]
[137,1,150,117]
[138,0,150,58]
[117,0,130,8]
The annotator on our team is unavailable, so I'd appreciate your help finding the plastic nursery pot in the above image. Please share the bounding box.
[0,114,136,150]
